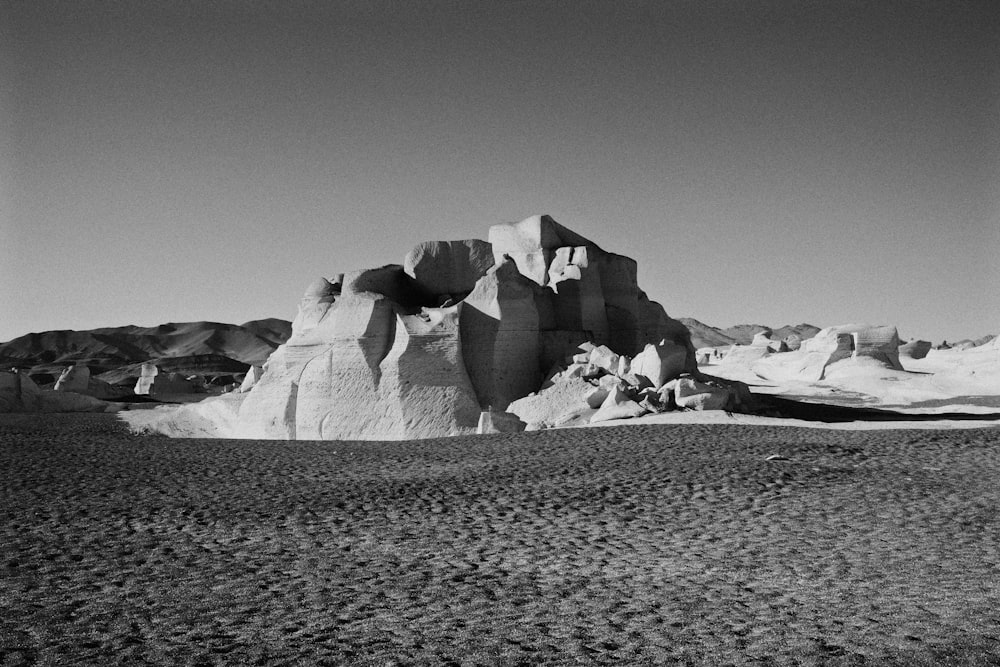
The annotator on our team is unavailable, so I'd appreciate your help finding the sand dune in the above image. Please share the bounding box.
[2,413,999,665]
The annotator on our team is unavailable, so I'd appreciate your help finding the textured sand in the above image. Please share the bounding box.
[2,414,1000,665]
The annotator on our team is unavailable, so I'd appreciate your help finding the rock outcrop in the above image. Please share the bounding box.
[53,364,90,393]
[52,364,120,399]
[134,363,158,395]
[1,370,120,413]
[0,371,42,412]
[239,365,264,392]
[899,339,932,360]
[754,323,904,382]
[507,337,751,429]
[230,214,698,440]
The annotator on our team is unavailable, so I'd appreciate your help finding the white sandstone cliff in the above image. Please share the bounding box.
[228,214,697,440]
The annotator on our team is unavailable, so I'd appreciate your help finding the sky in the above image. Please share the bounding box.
[2,0,998,344]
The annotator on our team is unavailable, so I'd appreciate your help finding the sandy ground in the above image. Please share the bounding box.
[2,414,1000,665]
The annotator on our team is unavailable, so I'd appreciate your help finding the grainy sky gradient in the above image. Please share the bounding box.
[3,0,998,344]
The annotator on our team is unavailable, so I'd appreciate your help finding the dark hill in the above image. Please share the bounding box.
[680,318,821,349]
[0,320,292,376]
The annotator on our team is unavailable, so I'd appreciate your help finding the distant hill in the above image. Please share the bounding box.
[679,318,821,349]
[678,319,738,348]
[0,319,292,378]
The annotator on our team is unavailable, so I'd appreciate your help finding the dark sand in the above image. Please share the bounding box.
[2,414,999,666]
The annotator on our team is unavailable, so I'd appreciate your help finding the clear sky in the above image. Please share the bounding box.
[2,0,998,344]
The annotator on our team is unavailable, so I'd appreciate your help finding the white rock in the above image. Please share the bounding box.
[630,340,688,388]
[589,345,620,375]
[590,386,649,423]
[133,363,159,396]
[507,376,594,428]
[477,410,527,434]
[674,378,730,411]
[239,365,264,393]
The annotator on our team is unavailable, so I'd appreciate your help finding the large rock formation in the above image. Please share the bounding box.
[232,214,697,440]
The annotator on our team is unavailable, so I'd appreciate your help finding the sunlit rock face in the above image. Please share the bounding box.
[762,323,904,382]
[234,214,696,440]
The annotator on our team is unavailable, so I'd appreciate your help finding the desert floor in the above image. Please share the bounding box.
[2,415,1000,666]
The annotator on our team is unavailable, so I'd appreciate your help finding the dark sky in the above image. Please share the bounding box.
[3,0,998,342]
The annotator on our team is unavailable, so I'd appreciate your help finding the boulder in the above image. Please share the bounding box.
[133,363,158,396]
[588,345,620,376]
[752,331,788,353]
[487,214,595,286]
[585,386,611,409]
[851,325,903,370]
[674,378,730,411]
[629,340,688,388]
[507,376,594,429]
[239,365,264,392]
[590,386,649,423]
[477,410,527,434]
[783,334,803,351]
[899,339,932,360]
[0,371,42,412]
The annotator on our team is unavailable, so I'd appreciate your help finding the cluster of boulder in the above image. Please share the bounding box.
[507,339,752,430]
[227,215,713,440]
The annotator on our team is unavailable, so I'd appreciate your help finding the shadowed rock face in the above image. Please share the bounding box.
[404,239,495,300]
[236,214,696,440]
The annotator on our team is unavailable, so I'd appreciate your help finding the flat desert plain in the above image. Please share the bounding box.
[2,414,1000,666]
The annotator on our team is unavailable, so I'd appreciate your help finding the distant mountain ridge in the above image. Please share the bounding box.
[0,319,292,377]
[679,318,822,349]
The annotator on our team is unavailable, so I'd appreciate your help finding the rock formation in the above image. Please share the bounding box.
[239,365,264,392]
[134,363,158,395]
[506,338,751,429]
[754,323,904,382]
[53,364,90,393]
[0,369,119,413]
[231,214,698,440]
